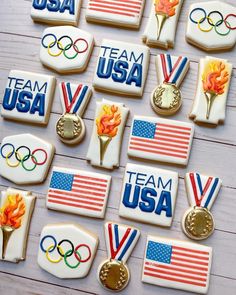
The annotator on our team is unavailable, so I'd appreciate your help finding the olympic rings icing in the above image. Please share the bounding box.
[6,151,21,168]
[224,14,236,30]
[198,17,214,32]
[46,245,64,263]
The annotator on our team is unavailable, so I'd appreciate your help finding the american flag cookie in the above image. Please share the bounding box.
[37,223,98,278]
[98,222,140,291]
[142,235,212,294]
[127,116,194,166]
[85,0,146,29]
[47,166,111,219]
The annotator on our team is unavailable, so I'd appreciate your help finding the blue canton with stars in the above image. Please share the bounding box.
[146,241,172,264]
[132,120,156,138]
[50,172,74,191]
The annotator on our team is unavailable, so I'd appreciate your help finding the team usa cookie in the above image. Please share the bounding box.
[31,0,82,26]
[85,0,146,29]
[182,172,222,241]
[40,26,94,74]
[0,134,55,185]
[47,166,111,218]
[127,116,194,166]
[189,56,232,125]
[1,70,56,125]
[151,54,190,115]
[143,0,184,49]
[37,223,98,278]
[98,222,140,291]
[87,99,129,169]
[119,163,178,226]
[0,188,35,263]
[186,1,236,52]
[56,82,92,144]
[142,235,212,294]
[93,39,150,96]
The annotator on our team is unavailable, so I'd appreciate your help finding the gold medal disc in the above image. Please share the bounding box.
[151,83,182,115]
[98,259,129,292]
[56,113,84,144]
[183,206,215,240]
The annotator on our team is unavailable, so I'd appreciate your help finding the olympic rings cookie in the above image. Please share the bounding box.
[0,134,55,185]
[40,26,94,74]
[85,0,146,29]
[1,70,56,125]
[186,1,236,51]
[37,223,98,279]
[31,0,82,26]
[0,188,36,263]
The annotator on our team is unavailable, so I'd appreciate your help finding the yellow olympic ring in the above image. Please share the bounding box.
[198,16,214,32]
[47,41,63,57]
[6,151,21,168]
[46,244,64,263]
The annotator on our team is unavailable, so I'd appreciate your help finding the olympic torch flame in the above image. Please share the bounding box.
[154,0,179,39]
[202,61,229,119]
[96,105,121,165]
[0,194,25,259]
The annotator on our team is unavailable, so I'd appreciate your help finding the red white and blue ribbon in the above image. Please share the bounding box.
[158,54,189,86]
[105,222,140,263]
[186,172,222,210]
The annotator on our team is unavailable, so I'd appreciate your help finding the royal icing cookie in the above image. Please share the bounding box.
[127,116,194,166]
[0,188,35,263]
[85,0,146,29]
[37,223,98,279]
[142,235,212,294]
[182,172,222,241]
[186,1,236,52]
[189,56,232,125]
[98,222,140,291]
[31,0,82,26]
[56,82,92,144]
[1,70,56,125]
[142,0,184,49]
[40,26,94,74]
[47,166,111,218]
[119,163,178,227]
[0,134,55,185]
[87,99,129,169]
[151,54,190,115]
[93,39,150,96]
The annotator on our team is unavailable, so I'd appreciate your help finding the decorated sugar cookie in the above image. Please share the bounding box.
[119,163,178,226]
[40,26,94,74]
[142,235,212,294]
[56,82,92,144]
[47,166,111,218]
[37,223,98,278]
[151,54,190,115]
[182,172,222,241]
[98,222,140,291]
[0,188,35,263]
[128,116,194,166]
[143,0,184,49]
[186,1,236,52]
[86,0,146,29]
[31,0,82,26]
[87,99,129,170]
[189,56,232,125]
[93,39,150,96]
[0,134,55,185]
[1,70,56,125]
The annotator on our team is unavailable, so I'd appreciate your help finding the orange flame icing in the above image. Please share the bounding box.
[154,0,179,17]
[96,105,121,137]
[0,194,26,229]
[202,61,229,95]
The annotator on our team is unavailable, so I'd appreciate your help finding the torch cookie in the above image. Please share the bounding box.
[143,0,184,49]
[87,99,129,170]
[0,188,35,263]
[189,56,232,125]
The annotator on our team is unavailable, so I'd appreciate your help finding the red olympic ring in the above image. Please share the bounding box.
[224,14,236,30]
[31,149,48,166]
[74,244,91,263]
[73,38,89,54]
